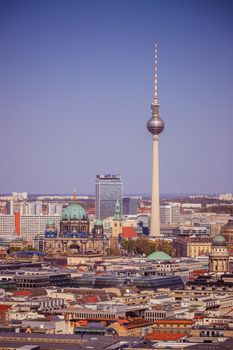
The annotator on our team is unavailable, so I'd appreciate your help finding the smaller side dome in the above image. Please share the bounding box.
[212,234,227,247]
[224,219,233,229]
[47,219,55,226]
[94,219,103,226]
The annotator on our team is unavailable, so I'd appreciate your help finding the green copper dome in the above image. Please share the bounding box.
[146,251,172,261]
[94,219,103,226]
[61,203,87,221]
[47,219,55,226]
[212,234,227,247]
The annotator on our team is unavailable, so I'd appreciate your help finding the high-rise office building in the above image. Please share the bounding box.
[95,174,123,219]
[47,203,63,215]
[123,197,139,215]
[147,44,165,237]
[6,201,13,215]
[28,202,43,216]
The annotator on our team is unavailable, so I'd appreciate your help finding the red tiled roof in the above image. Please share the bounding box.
[83,296,98,303]
[0,305,12,311]
[13,291,32,296]
[126,319,152,329]
[209,322,229,326]
[145,332,186,341]
[153,319,194,325]
[122,227,138,239]
[138,208,151,214]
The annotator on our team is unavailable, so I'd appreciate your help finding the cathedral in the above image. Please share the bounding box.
[209,234,229,275]
[44,201,104,256]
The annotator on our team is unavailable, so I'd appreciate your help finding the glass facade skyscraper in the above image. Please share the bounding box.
[95,175,123,219]
[123,197,139,215]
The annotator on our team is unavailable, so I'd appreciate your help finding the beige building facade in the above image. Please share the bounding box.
[209,234,229,274]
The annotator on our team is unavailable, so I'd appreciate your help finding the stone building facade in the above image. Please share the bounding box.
[209,234,229,274]
[44,202,104,256]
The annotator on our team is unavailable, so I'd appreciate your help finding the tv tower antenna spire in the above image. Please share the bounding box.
[154,42,158,104]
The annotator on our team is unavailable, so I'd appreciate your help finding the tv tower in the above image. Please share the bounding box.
[147,43,165,237]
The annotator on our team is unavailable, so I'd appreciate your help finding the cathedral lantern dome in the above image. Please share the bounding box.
[94,219,103,226]
[61,203,87,221]
[60,202,89,236]
[212,234,227,247]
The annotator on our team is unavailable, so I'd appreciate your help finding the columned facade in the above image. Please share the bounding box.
[209,234,229,274]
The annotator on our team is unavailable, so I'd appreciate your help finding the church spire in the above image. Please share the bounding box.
[114,199,122,221]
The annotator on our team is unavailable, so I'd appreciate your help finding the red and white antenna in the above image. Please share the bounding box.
[153,42,158,104]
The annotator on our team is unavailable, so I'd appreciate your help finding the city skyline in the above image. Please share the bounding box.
[1,0,233,194]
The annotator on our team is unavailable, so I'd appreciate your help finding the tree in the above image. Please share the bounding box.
[157,242,173,256]
[120,237,174,257]
[22,247,38,252]
[108,247,122,256]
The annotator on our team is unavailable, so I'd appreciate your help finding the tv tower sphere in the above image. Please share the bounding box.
[147,43,165,237]
[147,104,164,135]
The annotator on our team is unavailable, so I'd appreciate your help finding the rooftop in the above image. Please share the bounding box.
[145,332,186,341]
[153,319,194,325]
[121,227,138,239]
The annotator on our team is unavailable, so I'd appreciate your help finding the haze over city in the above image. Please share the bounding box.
[1,0,233,194]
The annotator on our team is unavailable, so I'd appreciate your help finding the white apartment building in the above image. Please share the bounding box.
[20,215,61,240]
[160,204,180,224]
[219,193,233,201]
[12,192,28,201]
[47,203,63,215]
[0,215,15,238]
[0,214,61,241]
[181,212,231,226]
[175,225,210,236]
[181,203,202,209]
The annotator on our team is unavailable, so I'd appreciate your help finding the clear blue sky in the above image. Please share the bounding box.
[0,0,232,194]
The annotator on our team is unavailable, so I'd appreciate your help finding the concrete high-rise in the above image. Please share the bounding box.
[95,174,123,219]
[147,44,165,237]
[160,204,180,225]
